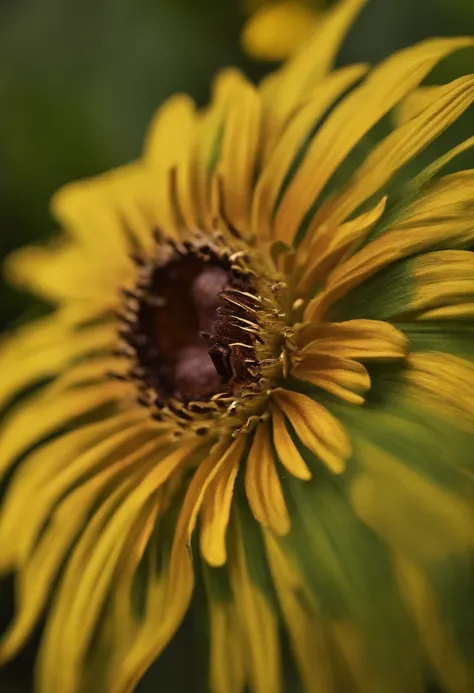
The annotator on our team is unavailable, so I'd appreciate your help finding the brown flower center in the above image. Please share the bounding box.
[117,230,290,433]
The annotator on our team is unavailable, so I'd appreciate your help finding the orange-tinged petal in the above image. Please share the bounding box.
[245,421,290,535]
[270,403,312,480]
[273,389,350,473]
[273,37,474,245]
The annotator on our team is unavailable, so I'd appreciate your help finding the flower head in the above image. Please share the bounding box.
[1,1,474,691]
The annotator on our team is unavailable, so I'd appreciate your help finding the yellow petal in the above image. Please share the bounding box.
[394,554,472,693]
[37,438,200,693]
[350,439,474,560]
[219,76,261,234]
[312,74,474,231]
[208,597,246,693]
[295,196,387,295]
[0,315,115,410]
[199,435,247,566]
[305,174,474,322]
[144,94,198,236]
[273,37,474,245]
[245,421,290,535]
[0,380,132,479]
[270,403,312,480]
[51,163,159,257]
[264,532,334,693]
[293,354,370,405]
[404,352,474,431]
[252,65,368,240]
[0,434,165,664]
[273,389,350,473]
[242,1,320,62]
[404,250,474,318]
[298,319,409,360]
[229,517,282,693]
[261,0,366,154]
[0,410,149,570]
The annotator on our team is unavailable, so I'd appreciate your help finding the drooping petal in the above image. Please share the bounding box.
[36,437,201,693]
[270,403,312,480]
[273,389,351,473]
[245,421,290,535]
[264,531,335,693]
[0,433,168,663]
[229,513,282,693]
[199,434,248,566]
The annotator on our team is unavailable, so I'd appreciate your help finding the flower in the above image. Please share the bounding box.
[242,0,323,61]
[1,0,474,691]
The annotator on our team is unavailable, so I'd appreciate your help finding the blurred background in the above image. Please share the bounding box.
[0,0,473,690]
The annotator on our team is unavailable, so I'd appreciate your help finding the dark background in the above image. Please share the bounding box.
[1,0,474,690]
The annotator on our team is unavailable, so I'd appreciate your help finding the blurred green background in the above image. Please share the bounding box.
[0,0,473,691]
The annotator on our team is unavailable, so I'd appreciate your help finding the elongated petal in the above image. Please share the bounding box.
[245,421,290,535]
[199,435,247,566]
[37,438,200,693]
[270,403,312,480]
[0,410,150,570]
[0,380,132,479]
[273,37,474,245]
[264,532,334,693]
[144,95,198,236]
[404,352,474,430]
[312,75,474,230]
[0,317,114,410]
[296,196,387,296]
[252,65,368,240]
[298,319,409,360]
[394,555,472,693]
[229,517,281,693]
[0,435,166,663]
[273,389,351,473]
[294,354,370,405]
[350,439,474,560]
[305,173,474,321]
[219,77,261,234]
[261,0,366,153]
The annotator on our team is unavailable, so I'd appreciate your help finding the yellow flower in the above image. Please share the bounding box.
[1,1,474,691]
[242,0,323,61]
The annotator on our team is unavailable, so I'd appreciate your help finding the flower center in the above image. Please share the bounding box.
[118,230,292,433]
